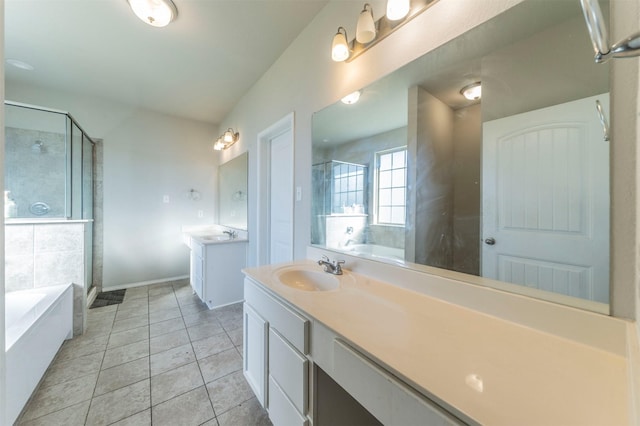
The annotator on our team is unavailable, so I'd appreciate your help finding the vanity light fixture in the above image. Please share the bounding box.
[356,4,376,44]
[127,0,178,28]
[331,0,439,63]
[341,90,362,105]
[332,27,350,62]
[386,0,410,21]
[214,128,240,151]
[460,82,482,101]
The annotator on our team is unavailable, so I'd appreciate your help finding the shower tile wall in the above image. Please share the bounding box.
[6,222,88,335]
[5,127,66,218]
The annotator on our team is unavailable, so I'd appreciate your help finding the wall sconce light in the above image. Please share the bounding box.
[460,82,482,101]
[331,0,439,63]
[127,0,178,27]
[213,128,240,151]
[332,27,350,62]
[386,0,410,21]
[341,90,362,105]
[356,4,376,44]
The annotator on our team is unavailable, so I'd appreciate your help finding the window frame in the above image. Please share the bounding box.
[374,146,407,226]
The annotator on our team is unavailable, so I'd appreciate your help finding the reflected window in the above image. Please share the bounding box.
[332,162,366,214]
[375,147,406,225]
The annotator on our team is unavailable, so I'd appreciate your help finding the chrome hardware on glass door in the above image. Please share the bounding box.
[595,100,610,142]
[580,0,640,63]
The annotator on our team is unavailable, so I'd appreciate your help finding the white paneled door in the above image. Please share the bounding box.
[482,94,609,303]
[269,128,294,264]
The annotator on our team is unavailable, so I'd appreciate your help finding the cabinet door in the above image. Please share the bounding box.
[243,303,268,407]
[190,252,203,299]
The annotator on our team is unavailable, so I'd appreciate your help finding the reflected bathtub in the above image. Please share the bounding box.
[342,244,405,261]
[5,284,73,424]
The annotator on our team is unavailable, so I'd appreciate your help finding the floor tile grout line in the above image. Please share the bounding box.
[87,292,145,425]
[185,292,220,425]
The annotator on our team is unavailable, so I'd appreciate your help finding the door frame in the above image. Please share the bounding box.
[256,112,295,266]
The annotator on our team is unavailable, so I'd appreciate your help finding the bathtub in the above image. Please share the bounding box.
[341,244,405,261]
[5,284,73,425]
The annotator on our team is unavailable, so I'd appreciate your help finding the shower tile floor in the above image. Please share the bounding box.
[16,280,272,426]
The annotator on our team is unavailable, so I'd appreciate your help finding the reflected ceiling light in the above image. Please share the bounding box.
[6,58,34,71]
[341,90,362,105]
[127,0,178,27]
[386,0,410,21]
[331,27,350,62]
[460,82,482,101]
[214,128,240,151]
[356,4,376,44]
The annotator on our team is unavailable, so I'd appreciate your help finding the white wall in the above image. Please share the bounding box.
[4,83,218,288]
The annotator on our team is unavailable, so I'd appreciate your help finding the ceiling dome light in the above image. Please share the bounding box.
[356,4,376,44]
[128,0,178,27]
[386,0,410,21]
[6,59,34,71]
[341,91,362,105]
[331,27,350,62]
[460,82,482,101]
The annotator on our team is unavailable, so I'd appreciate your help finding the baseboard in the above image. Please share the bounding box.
[104,275,190,291]
[86,286,98,307]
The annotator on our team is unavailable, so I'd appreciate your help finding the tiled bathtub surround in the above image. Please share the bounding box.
[16,280,271,426]
[5,220,91,335]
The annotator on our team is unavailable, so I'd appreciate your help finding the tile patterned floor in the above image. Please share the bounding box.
[16,280,272,426]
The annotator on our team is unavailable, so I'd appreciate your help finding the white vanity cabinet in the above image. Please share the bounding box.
[243,271,466,426]
[189,238,246,309]
[243,278,310,426]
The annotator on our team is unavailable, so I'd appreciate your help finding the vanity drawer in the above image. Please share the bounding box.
[268,376,309,426]
[333,339,464,426]
[269,328,308,415]
[244,278,309,354]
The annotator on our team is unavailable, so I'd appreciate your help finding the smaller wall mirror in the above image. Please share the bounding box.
[218,152,248,230]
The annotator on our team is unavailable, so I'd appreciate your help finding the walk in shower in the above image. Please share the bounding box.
[5,102,94,221]
[4,101,98,335]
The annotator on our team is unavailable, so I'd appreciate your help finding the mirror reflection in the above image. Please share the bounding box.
[218,152,248,230]
[312,0,610,308]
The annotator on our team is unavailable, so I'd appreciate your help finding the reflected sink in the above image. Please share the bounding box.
[275,269,340,291]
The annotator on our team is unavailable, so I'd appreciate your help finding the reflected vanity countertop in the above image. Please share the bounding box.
[242,260,634,425]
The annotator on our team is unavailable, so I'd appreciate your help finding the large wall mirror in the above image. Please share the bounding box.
[312,0,610,312]
[218,152,248,231]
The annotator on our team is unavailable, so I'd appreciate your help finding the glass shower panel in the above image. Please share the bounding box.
[4,105,68,218]
[82,134,94,220]
[71,121,83,219]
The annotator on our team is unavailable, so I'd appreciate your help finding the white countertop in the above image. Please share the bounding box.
[243,260,633,425]
[182,225,248,246]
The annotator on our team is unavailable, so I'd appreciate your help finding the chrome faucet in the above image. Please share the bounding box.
[223,229,237,239]
[317,255,345,275]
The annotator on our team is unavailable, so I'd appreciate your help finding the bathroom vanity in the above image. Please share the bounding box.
[184,226,247,309]
[242,252,635,425]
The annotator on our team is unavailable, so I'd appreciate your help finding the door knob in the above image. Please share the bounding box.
[484,237,496,245]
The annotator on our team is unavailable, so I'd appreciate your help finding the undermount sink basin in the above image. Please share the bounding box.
[200,234,230,241]
[275,269,340,291]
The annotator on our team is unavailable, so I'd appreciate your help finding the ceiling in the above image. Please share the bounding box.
[4,0,328,125]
